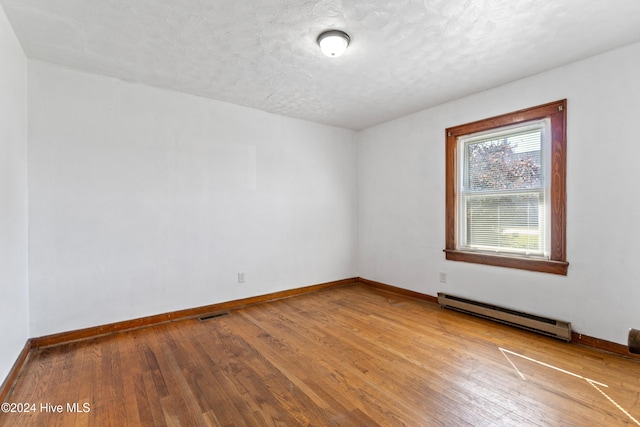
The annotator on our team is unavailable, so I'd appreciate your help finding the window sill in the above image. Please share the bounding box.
[443,249,569,275]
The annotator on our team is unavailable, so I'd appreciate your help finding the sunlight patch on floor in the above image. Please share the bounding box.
[499,347,640,426]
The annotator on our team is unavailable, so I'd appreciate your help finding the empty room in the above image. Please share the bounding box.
[2,0,640,425]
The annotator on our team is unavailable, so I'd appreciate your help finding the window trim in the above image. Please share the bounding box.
[444,100,568,275]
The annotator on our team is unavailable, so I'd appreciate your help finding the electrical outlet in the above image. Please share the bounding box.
[238,272,245,283]
[439,272,447,283]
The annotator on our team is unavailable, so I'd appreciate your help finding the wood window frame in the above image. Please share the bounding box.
[445,100,568,275]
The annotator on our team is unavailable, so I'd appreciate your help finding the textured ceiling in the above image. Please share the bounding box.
[3,0,640,130]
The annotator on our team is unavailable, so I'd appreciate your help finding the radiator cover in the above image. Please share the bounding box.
[438,293,572,342]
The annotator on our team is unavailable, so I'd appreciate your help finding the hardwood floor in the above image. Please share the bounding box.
[2,284,640,426]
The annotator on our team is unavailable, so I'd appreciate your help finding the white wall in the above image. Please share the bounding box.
[10,17,640,359]
[27,61,357,337]
[0,5,29,382]
[358,41,640,345]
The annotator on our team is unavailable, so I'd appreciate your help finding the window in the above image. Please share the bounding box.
[445,100,568,275]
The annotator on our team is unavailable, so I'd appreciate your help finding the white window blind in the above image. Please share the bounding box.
[458,120,550,258]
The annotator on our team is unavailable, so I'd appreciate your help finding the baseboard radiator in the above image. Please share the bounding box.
[437,293,572,342]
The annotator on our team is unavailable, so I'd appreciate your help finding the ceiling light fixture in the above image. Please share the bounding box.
[317,30,350,57]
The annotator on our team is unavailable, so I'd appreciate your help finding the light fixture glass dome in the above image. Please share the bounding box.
[317,30,350,57]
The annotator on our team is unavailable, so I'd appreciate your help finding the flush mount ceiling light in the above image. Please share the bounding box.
[317,30,350,57]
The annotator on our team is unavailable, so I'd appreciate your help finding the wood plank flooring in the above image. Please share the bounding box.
[2,284,640,426]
